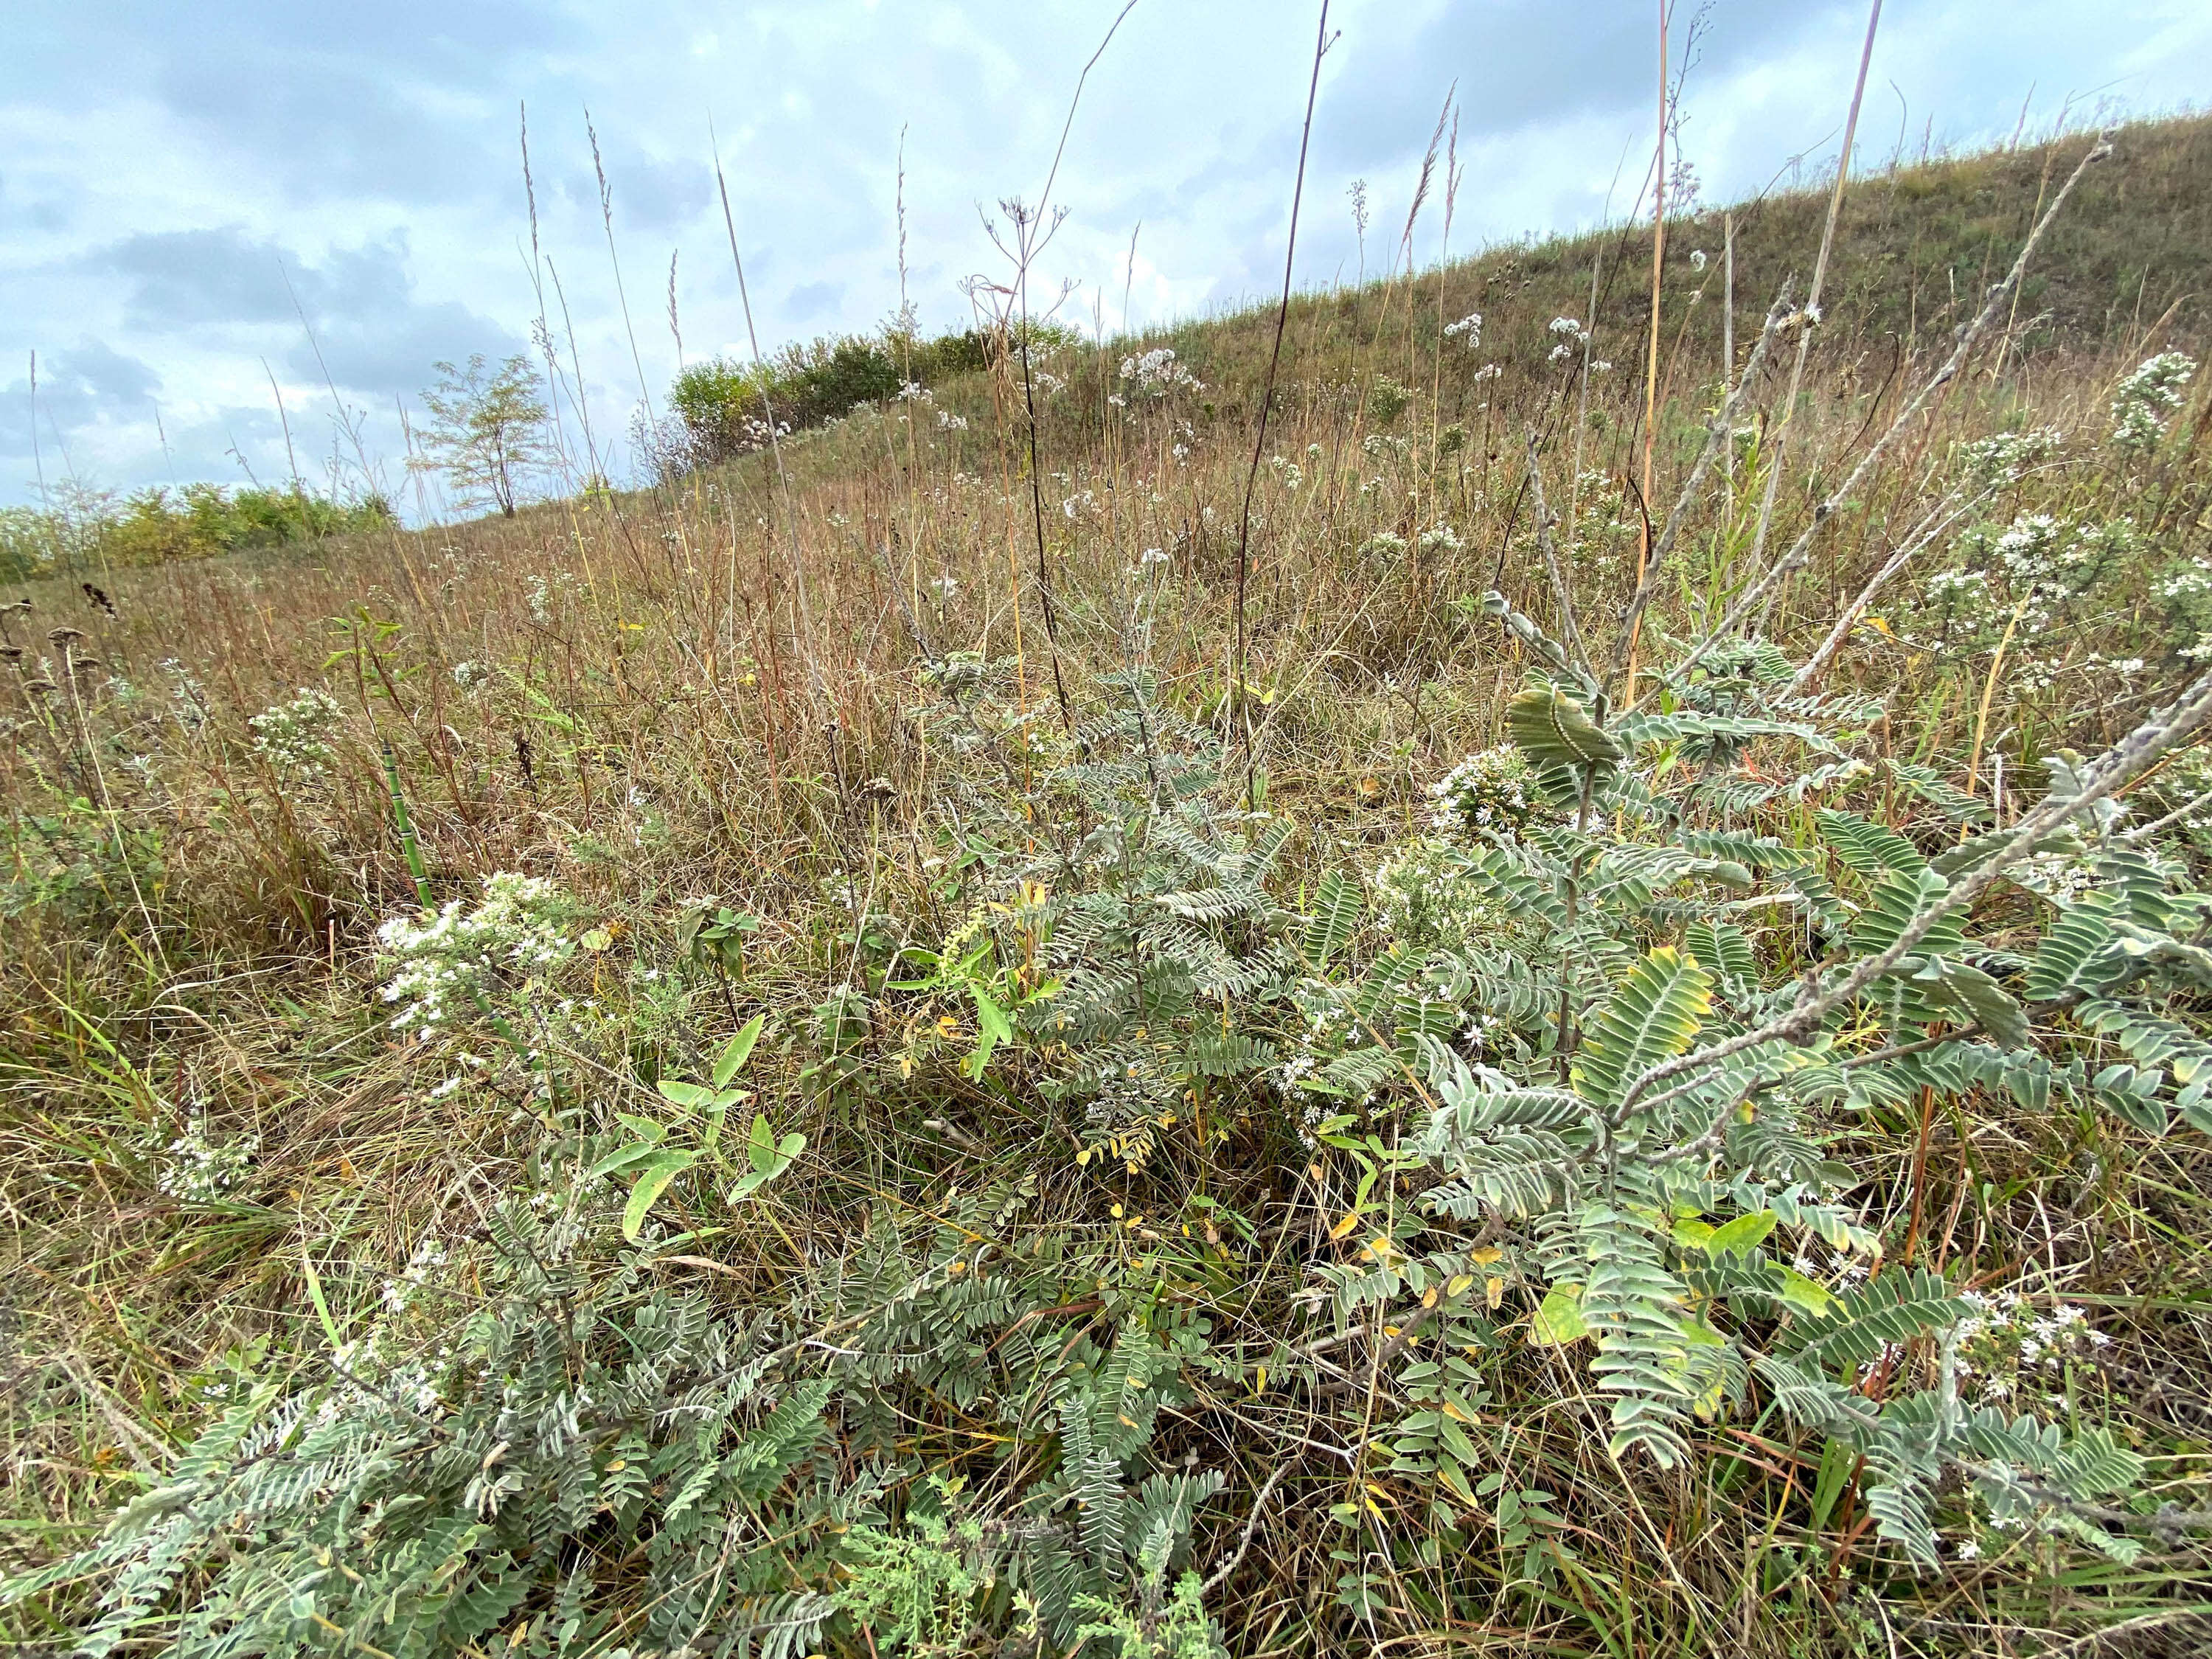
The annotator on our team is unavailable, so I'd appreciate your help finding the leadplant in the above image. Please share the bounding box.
[1349,597,2212,1565]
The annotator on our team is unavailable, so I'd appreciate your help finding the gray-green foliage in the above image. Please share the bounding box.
[4,1170,1234,1657]
[1024,669,1296,1165]
[1340,594,2211,1565]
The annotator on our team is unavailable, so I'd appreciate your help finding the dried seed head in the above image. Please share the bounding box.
[46,627,84,645]
[0,645,21,663]
[22,679,58,695]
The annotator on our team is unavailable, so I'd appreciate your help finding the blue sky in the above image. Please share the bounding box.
[2,0,2206,513]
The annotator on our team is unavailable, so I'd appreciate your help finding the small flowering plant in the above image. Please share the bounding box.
[1429,745,1537,838]
[155,1115,259,1203]
[1952,1291,2112,1410]
[376,872,579,1041]
[247,686,345,780]
[2110,350,2196,454]
[1117,346,1202,399]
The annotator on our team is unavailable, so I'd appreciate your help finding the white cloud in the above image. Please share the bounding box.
[0,0,2202,509]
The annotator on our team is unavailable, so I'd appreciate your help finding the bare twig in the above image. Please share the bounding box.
[1741,0,1886,619]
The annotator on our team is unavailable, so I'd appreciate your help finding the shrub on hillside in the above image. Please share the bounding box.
[0,484,394,577]
[668,327,995,468]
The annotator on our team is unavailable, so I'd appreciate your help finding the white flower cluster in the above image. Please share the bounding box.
[248,686,344,780]
[1267,453,1304,492]
[377,872,576,1039]
[1371,837,1506,948]
[525,570,583,625]
[1957,425,2063,485]
[1357,530,1408,566]
[1430,745,1536,836]
[158,1116,259,1203]
[1443,310,1483,347]
[1118,346,1203,397]
[1546,316,1590,363]
[2154,560,2212,605]
[2110,351,2196,453]
[380,1234,451,1315]
[936,408,969,431]
[1953,1292,2111,1407]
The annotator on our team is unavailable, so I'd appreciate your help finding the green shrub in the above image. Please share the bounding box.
[670,328,995,467]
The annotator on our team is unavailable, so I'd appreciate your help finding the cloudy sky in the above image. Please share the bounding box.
[3,0,2206,515]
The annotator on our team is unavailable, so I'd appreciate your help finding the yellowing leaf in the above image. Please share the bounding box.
[1776,1265,1841,1317]
[1530,1284,1587,1347]
[1485,1276,1505,1310]
[1329,1212,1361,1241]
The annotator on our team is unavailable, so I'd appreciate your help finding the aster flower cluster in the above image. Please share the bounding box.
[1956,425,2064,486]
[2110,351,2196,454]
[1117,347,1202,398]
[377,872,577,1039]
[156,1116,260,1203]
[248,686,344,780]
[1953,1292,2112,1409]
[1429,745,1537,838]
[1901,512,2135,671]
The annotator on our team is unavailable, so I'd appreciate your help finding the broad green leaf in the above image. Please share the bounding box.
[712,1015,767,1089]
[973,987,1013,1046]
[959,988,1014,1079]
[588,1141,666,1179]
[622,1150,697,1240]
[655,1081,718,1112]
[1530,1284,1587,1346]
[1703,1210,1778,1256]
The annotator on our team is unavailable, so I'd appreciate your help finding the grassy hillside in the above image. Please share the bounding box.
[4,116,2212,1659]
